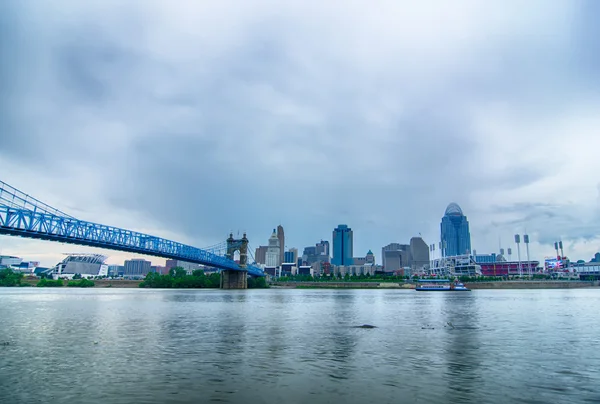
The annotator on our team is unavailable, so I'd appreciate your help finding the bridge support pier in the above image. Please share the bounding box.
[220,270,248,289]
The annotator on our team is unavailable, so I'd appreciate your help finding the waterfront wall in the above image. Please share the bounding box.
[465,281,598,289]
[270,282,414,289]
[94,280,142,288]
[271,281,599,289]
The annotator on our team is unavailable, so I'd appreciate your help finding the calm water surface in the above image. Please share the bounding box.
[1,288,600,404]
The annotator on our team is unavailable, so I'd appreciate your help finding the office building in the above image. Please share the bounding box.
[353,250,375,266]
[409,237,429,270]
[255,246,268,265]
[277,225,285,266]
[284,248,298,264]
[266,229,281,267]
[440,203,472,257]
[332,224,353,266]
[124,259,151,277]
[381,243,410,272]
[166,259,200,275]
[365,250,375,265]
[316,240,329,257]
[108,265,124,276]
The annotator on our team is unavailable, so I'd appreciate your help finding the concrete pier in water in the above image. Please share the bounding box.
[220,270,248,289]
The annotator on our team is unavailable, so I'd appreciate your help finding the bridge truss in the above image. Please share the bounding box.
[0,180,264,277]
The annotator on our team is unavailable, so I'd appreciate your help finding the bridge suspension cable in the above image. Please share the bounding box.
[0,180,75,219]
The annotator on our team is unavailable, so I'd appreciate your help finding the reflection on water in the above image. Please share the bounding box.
[441,293,482,403]
[1,288,600,404]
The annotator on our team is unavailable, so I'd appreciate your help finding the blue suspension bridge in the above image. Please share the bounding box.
[0,180,264,280]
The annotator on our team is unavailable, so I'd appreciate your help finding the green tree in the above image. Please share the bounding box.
[37,278,64,287]
[0,268,24,287]
[248,277,268,288]
[67,278,95,287]
[169,266,187,278]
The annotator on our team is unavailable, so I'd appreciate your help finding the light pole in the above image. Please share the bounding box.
[524,234,531,278]
[515,234,522,277]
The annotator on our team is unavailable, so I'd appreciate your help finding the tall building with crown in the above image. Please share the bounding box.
[332,224,353,266]
[440,202,471,257]
[266,229,281,267]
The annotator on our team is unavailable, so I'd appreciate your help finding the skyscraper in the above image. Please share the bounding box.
[284,248,298,264]
[440,202,471,257]
[277,225,285,266]
[332,224,353,266]
[266,229,281,267]
[254,246,268,264]
[381,243,410,271]
[409,236,429,270]
[316,240,329,257]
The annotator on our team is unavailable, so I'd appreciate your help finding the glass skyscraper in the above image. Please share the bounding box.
[440,203,471,257]
[332,224,353,265]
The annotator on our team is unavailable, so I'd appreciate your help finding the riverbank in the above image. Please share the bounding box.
[270,282,414,289]
[270,280,599,289]
[17,278,143,288]
[12,279,600,289]
[465,280,598,289]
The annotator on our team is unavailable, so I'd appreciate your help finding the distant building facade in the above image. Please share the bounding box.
[108,265,124,276]
[166,259,200,275]
[382,243,410,272]
[332,224,353,266]
[409,237,429,271]
[440,202,471,257]
[124,259,152,277]
[353,250,375,266]
[277,225,285,267]
[255,246,268,265]
[302,241,330,265]
[266,229,281,267]
[316,240,329,257]
[332,264,381,277]
[284,248,298,264]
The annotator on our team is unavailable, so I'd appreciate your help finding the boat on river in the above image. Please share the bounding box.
[415,279,471,291]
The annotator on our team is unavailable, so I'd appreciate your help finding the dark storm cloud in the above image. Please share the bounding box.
[1,0,600,262]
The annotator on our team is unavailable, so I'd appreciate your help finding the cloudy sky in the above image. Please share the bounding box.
[1,0,599,267]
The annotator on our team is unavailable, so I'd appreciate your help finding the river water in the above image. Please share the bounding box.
[1,288,599,404]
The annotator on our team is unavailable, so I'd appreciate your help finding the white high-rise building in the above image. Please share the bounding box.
[266,229,281,267]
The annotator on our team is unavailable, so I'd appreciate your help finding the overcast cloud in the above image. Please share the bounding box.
[1,0,600,266]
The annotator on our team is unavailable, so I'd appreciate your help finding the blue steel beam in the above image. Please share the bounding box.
[0,205,264,277]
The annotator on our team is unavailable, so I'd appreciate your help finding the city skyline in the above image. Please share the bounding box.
[2,1,600,266]
[0,201,596,268]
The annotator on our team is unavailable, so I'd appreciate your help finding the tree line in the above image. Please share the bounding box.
[0,268,24,286]
[139,267,268,289]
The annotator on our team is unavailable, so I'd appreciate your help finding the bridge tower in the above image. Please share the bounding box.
[221,232,249,289]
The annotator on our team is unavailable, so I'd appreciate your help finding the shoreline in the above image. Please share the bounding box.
[271,281,599,289]
[10,279,600,290]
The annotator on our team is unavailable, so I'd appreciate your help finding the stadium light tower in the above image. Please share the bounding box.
[515,234,522,277]
[524,234,531,277]
[559,240,564,260]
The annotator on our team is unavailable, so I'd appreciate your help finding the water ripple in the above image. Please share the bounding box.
[1,288,600,404]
